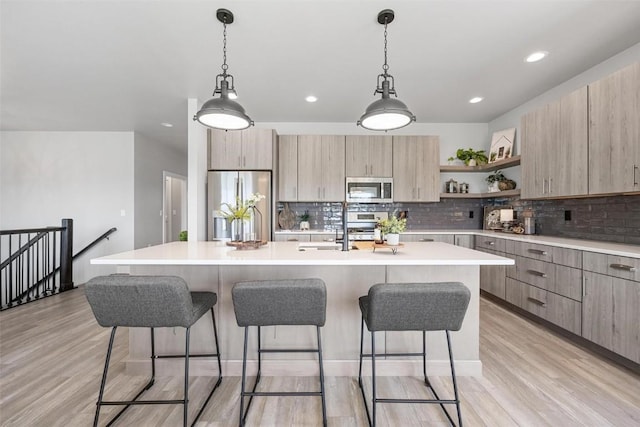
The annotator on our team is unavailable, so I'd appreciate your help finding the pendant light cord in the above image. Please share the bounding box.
[221,19,228,76]
[382,18,389,77]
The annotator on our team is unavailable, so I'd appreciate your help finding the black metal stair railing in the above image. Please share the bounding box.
[0,219,117,310]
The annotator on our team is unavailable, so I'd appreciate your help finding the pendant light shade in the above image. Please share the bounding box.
[194,9,253,131]
[358,10,415,131]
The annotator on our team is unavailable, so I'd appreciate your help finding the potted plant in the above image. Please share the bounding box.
[298,210,310,231]
[449,148,488,166]
[178,230,188,241]
[486,170,516,192]
[219,192,265,241]
[377,216,407,246]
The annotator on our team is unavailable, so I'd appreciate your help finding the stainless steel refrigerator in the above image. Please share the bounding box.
[207,171,272,241]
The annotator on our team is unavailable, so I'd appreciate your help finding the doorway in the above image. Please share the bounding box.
[163,172,187,243]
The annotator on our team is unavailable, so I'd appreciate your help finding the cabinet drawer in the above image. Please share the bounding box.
[515,256,582,300]
[403,234,454,244]
[583,252,640,282]
[552,246,582,269]
[506,278,581,335]
[514,242,553,262]
[475,236,505,252]
[515,256,555,289]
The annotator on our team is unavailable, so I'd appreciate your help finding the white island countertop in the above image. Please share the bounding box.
[91,241,514,266]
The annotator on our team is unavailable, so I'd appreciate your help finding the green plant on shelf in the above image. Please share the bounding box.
[377,216,407,234]
[448,148,488,166]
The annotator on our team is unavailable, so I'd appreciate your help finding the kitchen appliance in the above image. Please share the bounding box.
[207,171,271,241]
[345,177,393,203]
[524,217,535,235]
[345,211,388,241]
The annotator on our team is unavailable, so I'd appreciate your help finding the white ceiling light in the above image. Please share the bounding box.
[193,9,253,131]
[525,51,549,63]
[358,9,415,131]
[305,95,318,103]
[469,97,484,104]
[160,122,174,127]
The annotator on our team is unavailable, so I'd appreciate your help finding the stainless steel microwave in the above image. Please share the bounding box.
[345,177,393,203]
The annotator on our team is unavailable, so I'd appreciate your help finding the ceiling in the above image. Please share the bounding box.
[2,1,640,153]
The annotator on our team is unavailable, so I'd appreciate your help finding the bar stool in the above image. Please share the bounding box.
[358,282,471,427]
[84,275,223,427]
[232,278,327,427]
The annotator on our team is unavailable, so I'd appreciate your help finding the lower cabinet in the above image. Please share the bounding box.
[480,249,506,298]
[582,252,640,363]
[505,278,582,335]
[402,234,454,244]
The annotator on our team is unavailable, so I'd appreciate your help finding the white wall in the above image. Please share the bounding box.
[134,133,186,248]
[0,131,135,284]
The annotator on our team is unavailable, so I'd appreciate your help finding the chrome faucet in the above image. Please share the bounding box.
[341,201,349,251]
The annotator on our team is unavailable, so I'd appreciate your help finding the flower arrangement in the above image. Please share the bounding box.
[219,193,265,222]
[377,216,407,234]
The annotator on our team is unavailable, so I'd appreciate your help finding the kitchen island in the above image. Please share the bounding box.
[91,241,513,377]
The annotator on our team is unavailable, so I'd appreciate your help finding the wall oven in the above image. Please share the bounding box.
[345,177,393,203]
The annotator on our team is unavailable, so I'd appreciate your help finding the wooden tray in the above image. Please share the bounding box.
[226,241,268,250]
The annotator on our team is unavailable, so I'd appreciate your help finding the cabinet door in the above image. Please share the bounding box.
[553,87,588,197]
[479,249,506,298]
[454,234,474,248]
[278,136,298,201]
[520,111,539,199]
[209,129,242,169]
[392,137,418,201]
[345,136,370,176]
[415,136,440,201]
[589,62,640,194]
[321,135,346,201]
[345,135,392,177]
[297,135,323,201]
[582,271,614,353]
[242,128,273,170]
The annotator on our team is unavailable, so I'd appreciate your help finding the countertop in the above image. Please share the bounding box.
[91,241,513,267]
[275,229,640,258]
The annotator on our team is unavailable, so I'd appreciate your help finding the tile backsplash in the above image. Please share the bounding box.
[278,194,640,245]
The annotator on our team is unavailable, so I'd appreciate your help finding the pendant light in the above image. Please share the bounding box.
[194,9,253,130]
[358,9,415,131]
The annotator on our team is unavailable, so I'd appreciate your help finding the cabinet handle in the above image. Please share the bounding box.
[243,156,246,167]
[527,248,548,255]
[527,297,546,307]
[323,188,326,198]
[549,177,553,194]
[419,238,434,242]
[485,241,495,246]
[287,238,299,242]
[634,165,638,186]
[370,165,373,175]
[527,269,547,278]
[610,263,637,272]
[542,178,547,194]
[412,188,416,199]
[582,275,586,299]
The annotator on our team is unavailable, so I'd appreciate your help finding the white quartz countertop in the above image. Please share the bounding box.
[276,229,640,258]
[91,241,514,266]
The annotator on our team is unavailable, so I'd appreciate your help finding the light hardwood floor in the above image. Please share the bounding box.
[1,287,639,426]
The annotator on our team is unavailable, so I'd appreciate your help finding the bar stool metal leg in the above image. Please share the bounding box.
[317,326,327,427]
[183,327,191,427]
[447,330,463,427]
[93,327,117,427]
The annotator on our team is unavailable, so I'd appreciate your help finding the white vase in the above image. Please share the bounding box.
[300,221,310,231]
[488,182,500,193]
[467,159,477,166]
[386,233,400,246]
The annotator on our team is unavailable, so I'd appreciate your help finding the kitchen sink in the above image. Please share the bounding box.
[297,242,342,251]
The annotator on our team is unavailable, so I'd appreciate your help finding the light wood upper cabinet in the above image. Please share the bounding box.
[278,135,298,201]
[297,135,345,201]
[209,128,274,170]
[520,87,588,198]
[392,136,440,202]
[345,136,392,177]
[589,62,640,195]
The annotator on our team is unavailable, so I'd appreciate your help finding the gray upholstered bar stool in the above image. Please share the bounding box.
[84,275,223,427]
[358,282,471,427]
[232,278,327,427]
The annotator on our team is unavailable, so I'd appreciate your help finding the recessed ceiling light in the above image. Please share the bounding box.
[161,122,173,128]
[305,95,318,103]
[469,97,484,104]
[525,51,548,63]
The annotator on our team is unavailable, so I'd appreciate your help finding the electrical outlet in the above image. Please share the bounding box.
[564,210,572,221]
[469,211,474,219]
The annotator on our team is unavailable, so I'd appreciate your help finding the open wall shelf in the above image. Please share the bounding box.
[440,189,521,199]
[440,155,521,173]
